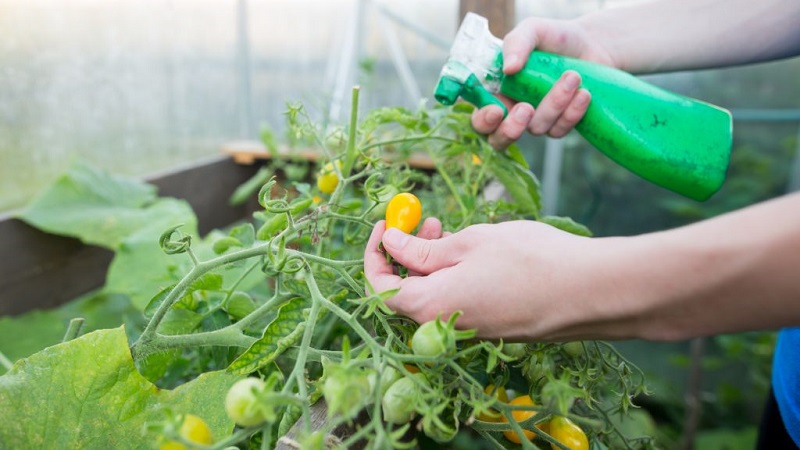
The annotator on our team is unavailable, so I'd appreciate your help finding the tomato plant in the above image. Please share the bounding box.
[0,87,654,450]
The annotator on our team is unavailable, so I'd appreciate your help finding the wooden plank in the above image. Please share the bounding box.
[0,156,261,316]
[221,140,437,171]
[459,0,516,36]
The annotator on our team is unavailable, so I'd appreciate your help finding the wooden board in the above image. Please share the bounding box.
[221,140,437,170]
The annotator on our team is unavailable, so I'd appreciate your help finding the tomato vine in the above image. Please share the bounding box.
[123,86,654,449]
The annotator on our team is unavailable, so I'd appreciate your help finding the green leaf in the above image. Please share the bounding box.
[227,297,310,375]
[487,151,542,218]
[17,160,196,250]
[539,216,593,237]
[0,327,240,448]
[229,166,273,206]
[506,143,530,169]
[0,292,136,375]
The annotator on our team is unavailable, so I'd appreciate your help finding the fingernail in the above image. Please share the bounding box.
[486,108,503,124]
[503,54,519,72]
[513,106,532,121]
[383,228,410,249]
[563,72,580,90]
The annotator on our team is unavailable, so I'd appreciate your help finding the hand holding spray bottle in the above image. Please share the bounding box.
[434,13,732,201]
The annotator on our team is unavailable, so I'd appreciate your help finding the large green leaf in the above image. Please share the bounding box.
[0,291,136,375]
[17,160,197,250]
[227,297,309,375]
[0,327,239,449]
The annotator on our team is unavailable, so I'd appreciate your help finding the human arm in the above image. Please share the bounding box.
[363,193,800,342]
[472,0,800,147]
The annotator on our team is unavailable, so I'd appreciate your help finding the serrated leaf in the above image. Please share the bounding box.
[227,297,310,375]
[487,151,542,218]
[539,216,593,237]
[0,327,240,449]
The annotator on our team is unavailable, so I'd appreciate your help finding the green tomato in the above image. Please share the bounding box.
[502,343,528,360]
[411,320,451,358]
[323,366,371,420]
[368,365,403,398]
[382,374,428,424]
[225,378,267,427]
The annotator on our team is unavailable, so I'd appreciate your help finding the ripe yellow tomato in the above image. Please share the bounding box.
[317,161,341,194]
[385,193,422,233]
[477,384,509,422]
[160,414,213,450]
[502,395,546,444]
[549,416,589,450]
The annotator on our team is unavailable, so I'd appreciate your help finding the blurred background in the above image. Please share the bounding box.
[1,0,798,448]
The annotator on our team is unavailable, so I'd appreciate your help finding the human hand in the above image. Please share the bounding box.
[472,17,615,149]
[364,219,632,342]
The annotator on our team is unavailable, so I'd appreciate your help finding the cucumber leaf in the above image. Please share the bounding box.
[0,327,239,449]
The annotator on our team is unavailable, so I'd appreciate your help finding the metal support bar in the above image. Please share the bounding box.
[541,137,564,216]
[236,0,255,138]
[378,12,423,103]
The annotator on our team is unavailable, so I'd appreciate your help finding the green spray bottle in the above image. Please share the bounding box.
[434,13,732,201]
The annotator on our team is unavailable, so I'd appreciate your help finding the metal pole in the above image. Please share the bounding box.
[236,0,254,138]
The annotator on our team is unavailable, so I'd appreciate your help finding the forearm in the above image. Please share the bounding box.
[620,193,800,341]
[575,0,800,73]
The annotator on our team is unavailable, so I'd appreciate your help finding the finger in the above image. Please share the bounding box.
[548,88,591,138]
[363,220,401,295]
[528,70,582,135]
[415,217,443,240]
[502,18,538,74]
[470,95,514,135]
[408,218,444,277]
[487,103,535,150]
[381,228,462,275]
[471,105,505,135]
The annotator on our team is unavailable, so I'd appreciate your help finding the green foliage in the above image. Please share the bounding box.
[1,94,653,449]
[0,327,239,448]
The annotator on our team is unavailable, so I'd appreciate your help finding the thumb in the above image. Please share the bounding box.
[382,228,459,275]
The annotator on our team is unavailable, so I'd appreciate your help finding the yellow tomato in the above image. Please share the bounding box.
[385,193,422,233]
[160,414,213,450]
[549,416,589,450]
[477,384,509,422]
[317,161,341,194]
[502,395,546,444]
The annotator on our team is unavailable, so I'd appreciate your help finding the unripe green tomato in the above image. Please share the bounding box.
[368,365,403,398]
[382,374,427,424]
[502,343,528,360]
[225,378,267,427]
[411,320,450,358]
[562,341,584,358]
[323,368,371,420]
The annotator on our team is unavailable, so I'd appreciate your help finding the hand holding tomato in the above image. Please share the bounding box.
[364,219,631,341]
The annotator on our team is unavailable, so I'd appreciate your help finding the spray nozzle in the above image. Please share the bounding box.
[434,13,508,116]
